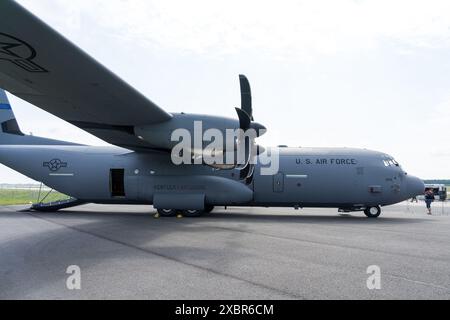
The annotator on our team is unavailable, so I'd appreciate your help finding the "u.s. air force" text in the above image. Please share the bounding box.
[295,158,358,165]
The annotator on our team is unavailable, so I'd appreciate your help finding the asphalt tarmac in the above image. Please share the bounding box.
[0,202,449,300]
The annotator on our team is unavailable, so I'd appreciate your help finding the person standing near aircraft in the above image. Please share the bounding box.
[424,189,434,215]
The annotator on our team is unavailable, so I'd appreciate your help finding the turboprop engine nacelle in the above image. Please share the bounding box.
[134,113,266,154]
[135,75,266,183]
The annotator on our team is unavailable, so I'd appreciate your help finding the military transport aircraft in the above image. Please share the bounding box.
[0,0,424,218]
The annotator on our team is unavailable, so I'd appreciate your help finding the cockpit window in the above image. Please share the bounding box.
[383,158,400,167]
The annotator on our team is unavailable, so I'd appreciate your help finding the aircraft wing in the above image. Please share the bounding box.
[0,0,173,150]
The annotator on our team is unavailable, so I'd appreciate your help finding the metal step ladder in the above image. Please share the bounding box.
[31,198,85,212]
[29,183,85,212]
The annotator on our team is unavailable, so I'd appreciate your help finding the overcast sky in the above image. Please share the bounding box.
[2,0,450,183]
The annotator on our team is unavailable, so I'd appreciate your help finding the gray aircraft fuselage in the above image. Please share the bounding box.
[0,143,424,212]
[0,1,425,217]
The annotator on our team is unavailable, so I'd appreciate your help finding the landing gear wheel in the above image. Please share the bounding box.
[204,205,215,213]
[157,208,177,217]
[182,209,203,217]
[364,206,381,218]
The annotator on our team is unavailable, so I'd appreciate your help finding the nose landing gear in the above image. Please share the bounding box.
[364,206,381,218]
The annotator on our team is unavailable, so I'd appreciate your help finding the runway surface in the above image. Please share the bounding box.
[0,202,449,300]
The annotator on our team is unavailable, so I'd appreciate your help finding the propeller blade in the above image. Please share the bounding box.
[257,145,266,155]
[240,162,252,180]
[206,74,264,180]
[245,163,256,183]
[235,107,251,130]
[239,74,253,120]
[240,158,256,183]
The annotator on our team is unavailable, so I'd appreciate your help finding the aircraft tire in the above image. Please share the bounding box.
[364,206,381,218]
[157,208,177,217]
[182,209,203,217]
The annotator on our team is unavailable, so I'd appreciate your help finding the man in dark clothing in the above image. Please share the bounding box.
[425,189,434,215]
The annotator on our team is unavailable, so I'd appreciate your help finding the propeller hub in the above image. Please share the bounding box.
[250,121,266,137]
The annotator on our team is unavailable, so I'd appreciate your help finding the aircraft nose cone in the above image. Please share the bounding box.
[406,175,425,198]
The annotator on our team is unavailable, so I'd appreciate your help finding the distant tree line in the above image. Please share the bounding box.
[423,179,450,185]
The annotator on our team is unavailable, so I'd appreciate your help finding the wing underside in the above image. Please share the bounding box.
[0,0,173,150]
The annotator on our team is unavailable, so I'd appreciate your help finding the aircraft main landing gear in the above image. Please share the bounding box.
[157,208,177,217]
[182,209,203,217]
[156,206,215,218]
[364,206,381,218]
